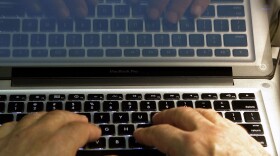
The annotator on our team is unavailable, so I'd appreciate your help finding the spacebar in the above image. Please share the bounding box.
[77,149,165,156]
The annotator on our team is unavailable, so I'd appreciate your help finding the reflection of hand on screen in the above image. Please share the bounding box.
[141,0,210,23]
[23,0,209,23]
[23,0,97,18]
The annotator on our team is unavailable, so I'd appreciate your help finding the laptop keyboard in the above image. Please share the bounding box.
[0,0,255,64]
[0,91,268,150]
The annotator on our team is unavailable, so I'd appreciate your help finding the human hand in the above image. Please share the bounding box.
[134,107,269,156]
[22,0,97,18]
[0,111,101,156]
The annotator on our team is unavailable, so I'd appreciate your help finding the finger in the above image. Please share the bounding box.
[147,0,170,20]
[190,0,210,17]
[0,122,17,139]
[134,124,186,156]
[49,122,101,155]
[165,0,193,23]
[15,112,47,131]
[22,0,42,13]
[153,107,211,131]
[65,0,89,18]
[46,0,70,18]
[195,108,224,124]
[31,111,89,133]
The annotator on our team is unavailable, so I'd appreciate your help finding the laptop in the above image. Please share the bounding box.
[0,0,279,155]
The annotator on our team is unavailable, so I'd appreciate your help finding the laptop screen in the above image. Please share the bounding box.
[0,0,275,77]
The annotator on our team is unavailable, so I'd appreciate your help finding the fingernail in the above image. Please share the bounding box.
[148,8,160,20]
[166,11,178,23]
[192,6,203,17]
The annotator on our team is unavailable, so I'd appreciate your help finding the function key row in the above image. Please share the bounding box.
[0,93,255,101]
[1,100,258,113]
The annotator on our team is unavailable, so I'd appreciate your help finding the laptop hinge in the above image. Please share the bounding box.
[11,67,233,87]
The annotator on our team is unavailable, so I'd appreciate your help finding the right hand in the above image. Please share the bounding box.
[134,107,270,156]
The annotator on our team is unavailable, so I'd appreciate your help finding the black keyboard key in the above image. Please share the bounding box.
[40,19,56,32]
[244,112,261,122]
[0,102,5,112]
[206,34,222,47]
[87,137,106,149]
[109,137,126,148]
[65,101,82,112]
[163,94,180,100]
[27,102,44,112]
[180,19,195,32]
[140,101,157,111]
[145,94,161,100]
[155,34,170,47]
[132,112,149,123]
[158,101,175,111]
[239,93,255,99]
[113,113,129,123]
[202,5,215,17]
[214,19,229,32]
[118,124,135,135]
[29,95,46,101]
[217,5,245,17]
[0,95,7,101]
[0,114,14,125]
[94,113,110,123]
[0,19,20,32]
[128,19,143,32]
[57,19,74,32]
[132,5,146,17]
[239,124,264,134]
[69,49,85,57]
[225,112,242,122]
[31,34,46,47]
[16,113,28,121]
[84,34,100,47]
[10,95,26,101]
[115,5,130,17]
[195,101,212,109]
[172,34,187,47]
[232,100,258,111]
[102,34,117,47]
[97,5,113,17]
[182,93,199,99]
[197,19,212,32]
[145,19,160,32]
[213,101,230,111]
[111,19,126,32]
[220,93,236,99]
[177,101,193,108]
[0,34,10,47]
[122,101,138,111]
[46,102,63,111]
[66,34,82,47]
[49,94,66,101]
[13,34,28,47]
[99,124,115,135]
[201,93,218,99]
[93,19,108,31]
[68,94,85,101]
[137,34,153,47]
[8,102,24,112]
[0,5,24,17]
[231,20,246,32]
[87,94,104,100]
[103,101,119,111]
[84,101,101,111]
[162,20,178,32]
[75,19,91,32]
[252,136,267,147]
[126,94,142,100]
[142,49,158,57]
[49,34,64,47]
[120,34,135,46]
[22,19,38,32]
[107,94,123,100]
[189,34,204,47]
[224,34,247,47]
